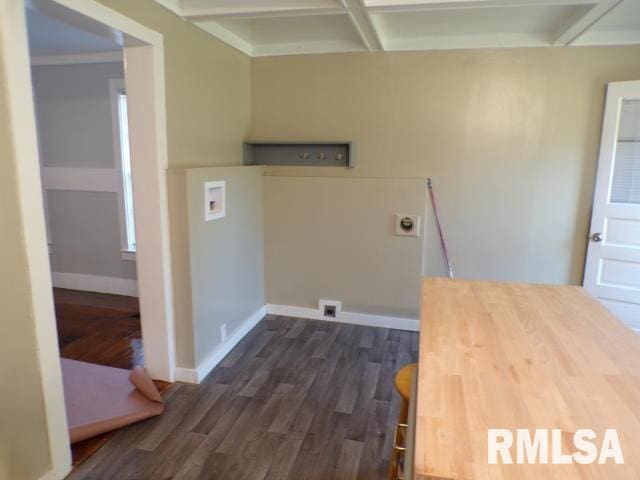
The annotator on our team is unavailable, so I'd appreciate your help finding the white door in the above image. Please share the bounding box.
[584,81,640,331]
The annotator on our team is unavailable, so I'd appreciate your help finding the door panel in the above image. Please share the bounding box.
[599,258,640,289]
[584,81,640,331]
[605,218,640,247]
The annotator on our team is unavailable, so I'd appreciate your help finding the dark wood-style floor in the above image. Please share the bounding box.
[53,288,169,465]
[67,315,419,480]
[55,288,143,369]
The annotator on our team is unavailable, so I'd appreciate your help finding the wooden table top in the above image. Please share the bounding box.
[415,278,640,480]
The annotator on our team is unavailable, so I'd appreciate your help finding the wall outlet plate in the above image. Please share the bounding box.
[319,299,341,318]
[395,214,420,237]
[204,180,226,222]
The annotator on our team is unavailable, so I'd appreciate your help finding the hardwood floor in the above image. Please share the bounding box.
[53,288,171,465]
[55,288,143,369]
[67,315,419,480]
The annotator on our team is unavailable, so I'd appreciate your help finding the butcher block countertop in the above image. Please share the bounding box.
[414,278,640,480]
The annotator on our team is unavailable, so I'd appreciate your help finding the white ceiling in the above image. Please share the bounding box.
[156,0,640,56]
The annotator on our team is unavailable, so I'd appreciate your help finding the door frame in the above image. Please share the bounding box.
[0,0,176,477]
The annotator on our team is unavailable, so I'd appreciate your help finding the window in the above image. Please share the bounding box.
[115,86,136,253]
[610,99,640,204]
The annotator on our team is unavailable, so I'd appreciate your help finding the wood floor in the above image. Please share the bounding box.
[53,288,171,466]
[68,315,419,480]
[55,288,143,370]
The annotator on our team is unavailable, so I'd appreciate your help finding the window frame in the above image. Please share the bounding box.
[109,78,136,260]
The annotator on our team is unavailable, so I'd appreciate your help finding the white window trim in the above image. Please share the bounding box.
[109,78,136,260]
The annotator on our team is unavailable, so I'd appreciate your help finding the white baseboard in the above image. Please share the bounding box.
[174,303,416,384]
[175,306,267,384]
[266,304,419,332]
[51,272,138,297]
[39,466,72,480]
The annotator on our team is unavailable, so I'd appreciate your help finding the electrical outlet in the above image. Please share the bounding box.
[324,305,337,318]
[220,323,227,342]
[319,299,341,319]
[395,214,421,237]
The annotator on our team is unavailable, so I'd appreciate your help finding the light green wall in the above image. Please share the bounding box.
[169,166,265,368]
[187,166,264,365]
[0,41,51,480]
[97,0,251,169]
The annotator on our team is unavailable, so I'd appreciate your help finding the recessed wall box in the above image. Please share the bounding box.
[204,181,225,221]
[243,141,355,168]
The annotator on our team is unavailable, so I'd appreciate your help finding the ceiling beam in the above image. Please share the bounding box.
[180,3,346,20]
[185,8,346,21]
[156,0,638,57]
[153,0,184,17]
[573,29,640,45]
[194,21,253,55]
[552,0,623,45]
[342,0,384,51]
[383,33,551,51]
[253,39,370,56]
[366,0,597,13]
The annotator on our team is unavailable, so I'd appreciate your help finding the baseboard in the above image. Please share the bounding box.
[174,366,199,384]
[265,304,419,331]
[51,272,138,297]
[39,466,72,480]
[174,303,416,384]
[175,305,267,384]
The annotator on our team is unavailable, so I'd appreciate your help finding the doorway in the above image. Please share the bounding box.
[27,9,144,369]
[23,0,176,380]
[1,0,176,475]
[584,80,640,331]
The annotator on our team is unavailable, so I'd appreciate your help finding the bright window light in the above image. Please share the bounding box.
[117,89,136,252]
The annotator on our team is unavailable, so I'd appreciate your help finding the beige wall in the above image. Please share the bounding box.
[0,40,51,480]
[252,47,640,315]
[4,3,640,476]
[265,176,426,318]
[167,171,195,368]
[98,0,251,169]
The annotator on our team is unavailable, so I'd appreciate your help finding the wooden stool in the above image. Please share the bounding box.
[388,363,416,480]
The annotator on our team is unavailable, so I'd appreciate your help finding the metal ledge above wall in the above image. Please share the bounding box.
[243,141,355,168]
